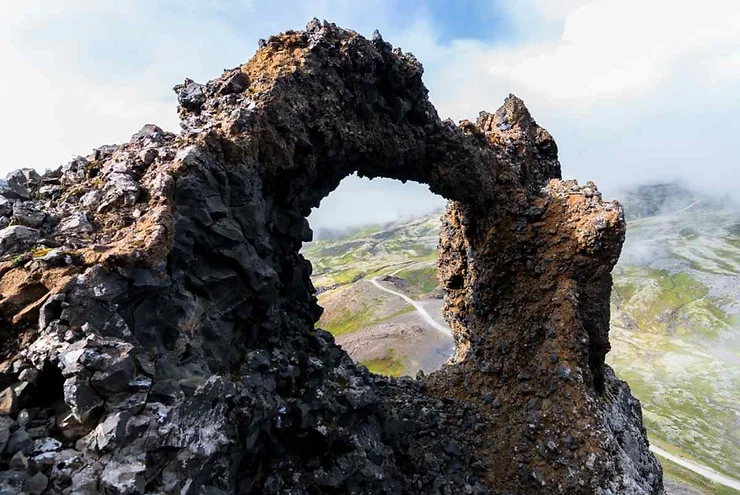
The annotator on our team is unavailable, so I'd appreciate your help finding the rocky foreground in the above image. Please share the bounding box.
[0,21,663,494]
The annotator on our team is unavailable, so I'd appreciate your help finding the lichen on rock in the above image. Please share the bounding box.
[0,20,662,494]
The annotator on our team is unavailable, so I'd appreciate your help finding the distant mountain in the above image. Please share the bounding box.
[303,183,740,495]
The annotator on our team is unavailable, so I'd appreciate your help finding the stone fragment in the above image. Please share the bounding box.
[26,426,49,439]
[9,450,29,470]
[80,264,128,302]
[0,387,17,415]
[7,168,42,189]
[0,177,30,200]
[0,225,39,256]
[60,156,89,185]
[12,201,46,228]
[27,472,49,495]
[71,466,99,494]
[90,356,135,396]
[80,189,100,208]
[33,436,62,453]
[64,377,104,423]
[100,457,146,495]
[15,410,29,427]
[17,368,39,384]
[0,416,13,450]
[219,71,249,95]
[176,80,206,111]
[38,293,66,331]
[131,124,164,142]
[56,410,94,441]
[58,211,93,234]
[5,427,32,455]
[0,196,12,217]
[93,412,129,451]
[138,147,158,165]
[38,184,64,199]
[98,173,140,212]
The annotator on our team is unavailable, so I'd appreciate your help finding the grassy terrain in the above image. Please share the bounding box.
[611,266,732,340]
[609,326,740,479]
[361,349,406,376]
[394,265,439,296]
[302,213,441,290]
[607,188,740,482]
[321,303,414,336]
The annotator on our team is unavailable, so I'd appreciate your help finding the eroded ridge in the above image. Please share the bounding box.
[0,20,662,494]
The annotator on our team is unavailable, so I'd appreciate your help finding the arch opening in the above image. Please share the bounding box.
[302,174,454,377]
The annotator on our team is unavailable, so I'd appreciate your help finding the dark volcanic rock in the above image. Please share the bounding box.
[0,20,662,495]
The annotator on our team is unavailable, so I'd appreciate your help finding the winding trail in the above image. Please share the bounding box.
[649,446,740,492]
[369,276,452,337]
[371,273,740,492]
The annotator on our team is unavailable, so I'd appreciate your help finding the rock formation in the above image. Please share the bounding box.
[0,20,662,494]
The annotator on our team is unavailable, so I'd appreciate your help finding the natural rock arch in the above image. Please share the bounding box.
[0,20,662,494]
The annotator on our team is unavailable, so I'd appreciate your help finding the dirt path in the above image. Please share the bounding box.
[369,277,452,336]
[650,446,740,492]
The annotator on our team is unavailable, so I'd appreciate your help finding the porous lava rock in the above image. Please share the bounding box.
[0,20,662,494]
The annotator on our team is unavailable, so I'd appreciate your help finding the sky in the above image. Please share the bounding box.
[1,0,739,230]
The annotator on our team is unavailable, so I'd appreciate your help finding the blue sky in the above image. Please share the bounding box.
[2,1,739,230]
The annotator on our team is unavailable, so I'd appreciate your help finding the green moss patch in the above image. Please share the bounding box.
[361,349,406,377]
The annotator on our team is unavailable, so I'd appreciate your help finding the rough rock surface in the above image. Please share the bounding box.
[0,21,663,494]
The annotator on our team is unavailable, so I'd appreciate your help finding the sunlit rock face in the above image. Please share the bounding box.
[0,20,662,494]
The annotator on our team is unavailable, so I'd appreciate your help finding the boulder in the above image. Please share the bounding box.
[58,211,93,235]
[0,197,12,217]
[131,124,164,142]
[0,178,30,200]
[12,202,46,228]
[27,472,48,495]
[7,168,42,190]
[0,387,17,415]
[0,225,39,256]
[175,80,205,111]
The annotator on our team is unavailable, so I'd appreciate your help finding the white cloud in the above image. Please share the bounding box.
[0,1,401,173]
[492,0,740,102]
[407,0,740,197]
[0,33,177,173]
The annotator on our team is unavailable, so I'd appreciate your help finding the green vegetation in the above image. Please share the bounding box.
[331,268,365,286]
[302,214,441,290]
[608,325,740,478]
[31,247,52,258]
[395,265,439,295]
[612,266,730,340]
[361,349,406,376]
[320,302,413,336]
